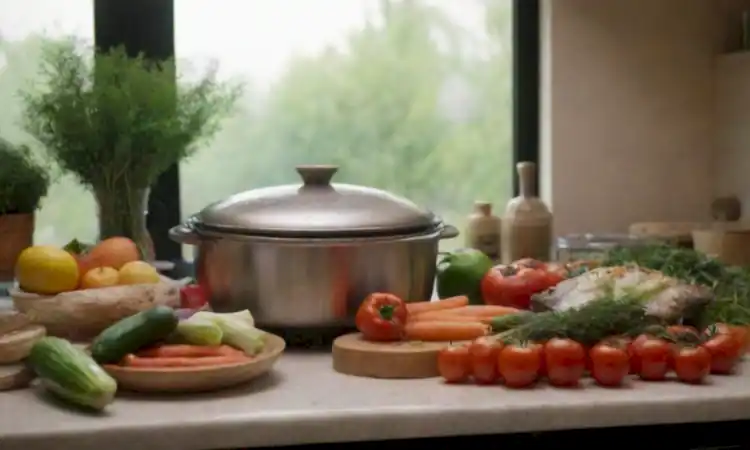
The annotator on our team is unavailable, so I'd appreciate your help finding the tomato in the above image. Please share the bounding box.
[542,271,565,288]
[634,338,671,381]
[512,258,547,271]
[544,338,586,387]
[180,284,208,309]
[354,293,408,341]
[438,345,471,383]
[589,341,630,387]
[702,333,742,375]
[497,343,542,388]
[729,325,750,354]
[709,323,750,355]
[629,334,651,374]
[481,268,551,310]
[673,345,711,384]
[469,337,503,384]
[728,326,750,354]
[516,268,550,291]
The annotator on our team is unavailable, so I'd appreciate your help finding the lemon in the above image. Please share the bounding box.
[15,246,80,295]
[117,261,160,285]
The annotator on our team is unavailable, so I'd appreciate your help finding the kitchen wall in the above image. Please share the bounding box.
[541,0,750,236]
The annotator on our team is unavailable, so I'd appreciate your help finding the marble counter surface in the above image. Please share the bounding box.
[1,349,750,450]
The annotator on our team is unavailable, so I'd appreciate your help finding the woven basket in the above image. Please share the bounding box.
[0,213,33,282]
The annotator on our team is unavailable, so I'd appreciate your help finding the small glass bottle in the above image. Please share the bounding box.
[465,201,501,262]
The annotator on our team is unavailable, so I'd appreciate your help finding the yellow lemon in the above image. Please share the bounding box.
[15,245,80,295]
[117,261,160,285]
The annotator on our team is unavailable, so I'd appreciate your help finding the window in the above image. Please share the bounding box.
[0,0,96,246]
[0,0,538,277]
[176,0,531,262]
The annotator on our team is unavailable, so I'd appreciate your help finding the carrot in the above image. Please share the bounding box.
[122,354,251,368]
[414,305,518,321]
[440,305,520,317]
[404,321,489,342]
[411,313,484,323]
[136,344,244,358]
[406,296,469,315]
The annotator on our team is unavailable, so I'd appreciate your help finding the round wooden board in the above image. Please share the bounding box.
[0,364,34,391]
[332,333,457,379]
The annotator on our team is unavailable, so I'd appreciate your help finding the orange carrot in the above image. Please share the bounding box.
[404,321,489,342]
[411,313,484,323]
[406,296,469,315]
[136,344,244,358]
[414,305,518,322]
[440,305,520,317]
[122,354,250,368]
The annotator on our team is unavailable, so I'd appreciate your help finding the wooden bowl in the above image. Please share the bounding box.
[103,333,286,393]
[9,278,183,341]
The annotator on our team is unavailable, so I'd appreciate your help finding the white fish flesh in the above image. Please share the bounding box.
[531,266,714,322]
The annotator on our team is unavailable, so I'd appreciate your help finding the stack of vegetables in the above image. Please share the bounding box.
[436,249,572,309]
[26,306,268,411]
[354,293,520,343]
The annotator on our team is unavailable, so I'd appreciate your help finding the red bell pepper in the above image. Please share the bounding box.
[355,293,408,342]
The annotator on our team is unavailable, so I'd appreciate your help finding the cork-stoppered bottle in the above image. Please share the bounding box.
[501,162,553,263]
[465,201,501,262]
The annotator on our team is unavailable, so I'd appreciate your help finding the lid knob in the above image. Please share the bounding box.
[296,165,339,187]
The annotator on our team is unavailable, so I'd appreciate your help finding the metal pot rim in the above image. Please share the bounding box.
[170,221,460,245]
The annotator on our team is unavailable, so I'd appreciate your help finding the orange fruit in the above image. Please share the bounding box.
[87,237,140,270]
[117,261,160,285]
[80,267,120,289]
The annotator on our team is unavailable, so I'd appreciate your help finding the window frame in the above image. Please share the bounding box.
[94,0,540,278]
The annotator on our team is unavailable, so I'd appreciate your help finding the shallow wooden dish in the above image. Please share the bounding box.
[9,276,183,340]
[103,333,286,393]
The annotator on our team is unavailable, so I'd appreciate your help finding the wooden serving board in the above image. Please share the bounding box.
[0,364,34,391]
[332,332,456,379]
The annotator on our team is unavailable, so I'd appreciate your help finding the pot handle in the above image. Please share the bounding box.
[169,224,200,245]
[439,224,460,240]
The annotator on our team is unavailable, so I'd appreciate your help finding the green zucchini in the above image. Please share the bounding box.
[91,305,178,364]
[27,337,117,411]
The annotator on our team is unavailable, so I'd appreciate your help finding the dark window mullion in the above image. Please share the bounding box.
[93,0,181,264]
[512,0,541,196]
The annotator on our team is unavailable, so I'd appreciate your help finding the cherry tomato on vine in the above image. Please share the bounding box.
[544,338,586,387]
[634,337,671,381]
[469,337,503,384]
[497,342,542,388]
[589,340,630,387]
[438,345,471,383]
[672,345,711,384]
[702,333,742,375]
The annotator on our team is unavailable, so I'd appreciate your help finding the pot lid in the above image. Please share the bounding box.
[193,165,439,238]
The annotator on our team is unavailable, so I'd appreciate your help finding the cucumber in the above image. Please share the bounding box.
[90,306,178,364]
[27,337,117,411]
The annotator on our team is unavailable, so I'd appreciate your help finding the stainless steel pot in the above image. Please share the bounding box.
[169,165,459,328]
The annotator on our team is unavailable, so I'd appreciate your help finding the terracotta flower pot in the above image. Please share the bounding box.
[0,213,34,282]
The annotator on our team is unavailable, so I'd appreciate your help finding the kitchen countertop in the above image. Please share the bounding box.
[2,348,750,450]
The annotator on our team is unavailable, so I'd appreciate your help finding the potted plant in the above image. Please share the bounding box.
[0,139,50,281]
[20,38,241,259]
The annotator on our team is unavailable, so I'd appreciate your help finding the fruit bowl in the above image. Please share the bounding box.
[9,277,186,341]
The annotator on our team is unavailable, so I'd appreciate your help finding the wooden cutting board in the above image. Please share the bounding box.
[332,332,455,379]
[0,364,34,391]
